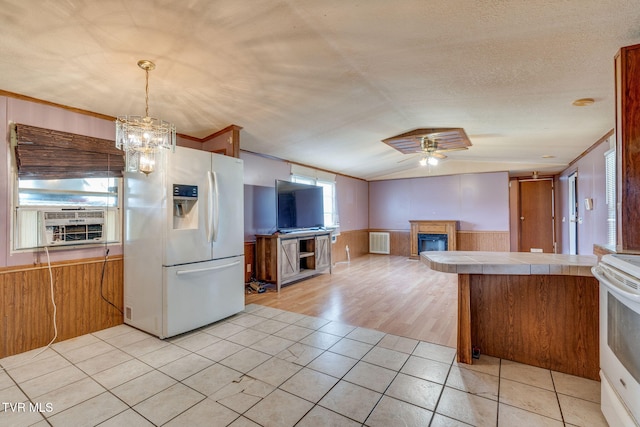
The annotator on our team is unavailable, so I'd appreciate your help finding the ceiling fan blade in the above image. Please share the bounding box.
[387,141,422,154]
[397,154,420,163]
[432,146,467,153]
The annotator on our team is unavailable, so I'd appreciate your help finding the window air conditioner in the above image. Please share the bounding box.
[40,209,105,246]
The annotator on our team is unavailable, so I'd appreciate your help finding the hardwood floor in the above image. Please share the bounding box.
[245,254,458,347]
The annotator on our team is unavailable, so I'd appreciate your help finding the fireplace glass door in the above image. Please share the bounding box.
[418,233,448,252]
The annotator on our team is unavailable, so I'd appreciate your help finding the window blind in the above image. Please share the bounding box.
[13,123,124,179]
[605,148,616,246]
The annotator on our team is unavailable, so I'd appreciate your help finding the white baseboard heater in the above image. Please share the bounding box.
[369,232,390,254]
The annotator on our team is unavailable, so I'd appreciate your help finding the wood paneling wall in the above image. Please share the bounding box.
[0,256,123,358]
[389,231,411,257]
[333,230,370,262]
[365,230,411,257]
[362,230,510,257]
[457,231,510,252]
[244,242,255,283]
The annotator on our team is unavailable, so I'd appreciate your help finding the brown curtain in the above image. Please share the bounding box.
[13,123,124,179]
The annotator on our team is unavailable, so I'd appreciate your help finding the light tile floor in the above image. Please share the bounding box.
[0,304,608,426]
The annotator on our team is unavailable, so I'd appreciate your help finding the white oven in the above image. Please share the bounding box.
[592,254,640,427]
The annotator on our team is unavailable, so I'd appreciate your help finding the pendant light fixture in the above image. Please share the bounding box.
[115,60,176,175]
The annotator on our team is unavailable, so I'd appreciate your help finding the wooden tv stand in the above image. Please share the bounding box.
[255,230,332,292]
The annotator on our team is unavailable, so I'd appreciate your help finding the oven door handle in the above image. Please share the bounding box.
[592,266,640,303]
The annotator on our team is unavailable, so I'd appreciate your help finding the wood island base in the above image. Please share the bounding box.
[458,273,599,380]
[421,251,600,381]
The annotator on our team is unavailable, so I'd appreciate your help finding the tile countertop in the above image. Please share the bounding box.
[420,251,598,277]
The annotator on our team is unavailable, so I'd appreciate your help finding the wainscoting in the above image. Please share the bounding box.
[366,230,510,256]
[0,256,123,358]
[332,230,371,262]
[456,230,510,252]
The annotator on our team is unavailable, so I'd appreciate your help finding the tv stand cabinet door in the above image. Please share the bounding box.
[315,234,331,270]
[280,238,300,280]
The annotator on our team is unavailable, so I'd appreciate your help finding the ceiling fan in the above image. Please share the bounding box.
[382,128,472,167]
[417,137,447,166]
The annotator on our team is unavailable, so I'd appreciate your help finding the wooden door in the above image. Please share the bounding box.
[519,180,555,253]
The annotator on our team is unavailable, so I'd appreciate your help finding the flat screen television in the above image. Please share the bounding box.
[276,180,324,231]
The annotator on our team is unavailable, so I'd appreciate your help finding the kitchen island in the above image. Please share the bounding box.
[421,251,600,380]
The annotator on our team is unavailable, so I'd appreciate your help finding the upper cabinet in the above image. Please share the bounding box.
[615,44,640,252]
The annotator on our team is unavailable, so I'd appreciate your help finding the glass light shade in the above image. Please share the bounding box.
[419,156,439,166]
[115,115,176,175]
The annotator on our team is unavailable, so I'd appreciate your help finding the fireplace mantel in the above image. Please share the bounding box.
[409,220,458,259]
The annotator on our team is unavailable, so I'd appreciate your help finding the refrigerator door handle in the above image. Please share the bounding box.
[175,260,241,276]
[207,171,220,242]
[212,171,220,242]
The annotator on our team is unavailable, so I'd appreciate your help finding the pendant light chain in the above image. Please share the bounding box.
[144,67,150,118]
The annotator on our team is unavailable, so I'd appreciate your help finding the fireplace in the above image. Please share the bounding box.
[418,233,448,252]
[409,220,458,259]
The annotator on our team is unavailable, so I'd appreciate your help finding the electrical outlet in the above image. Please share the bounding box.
[246,264,252,273]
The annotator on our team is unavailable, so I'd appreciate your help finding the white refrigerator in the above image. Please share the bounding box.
[123,146,244,339]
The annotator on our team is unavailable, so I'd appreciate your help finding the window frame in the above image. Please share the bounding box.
[11,175,123,251]
[10,124,124,252]
[290,174,338,228]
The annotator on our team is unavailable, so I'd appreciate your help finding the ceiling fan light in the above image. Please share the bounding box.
[419,157,428,166]
[427,156,439,166]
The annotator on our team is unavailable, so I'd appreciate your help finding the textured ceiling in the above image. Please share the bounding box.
[1,0,639,180]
